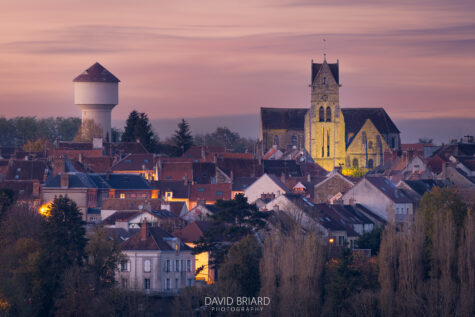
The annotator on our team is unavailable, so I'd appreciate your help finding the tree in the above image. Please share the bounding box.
[74,119,103,142]
[86,226,125,290]
[121,110,158,152]
[217,235,262,297]
[34,196,87,315]
[356,225,384,255]
[172,119,193,156]
[193,194,268,270]
[194,126,256,153]
[0,189,17,220]
[22,138,53,152]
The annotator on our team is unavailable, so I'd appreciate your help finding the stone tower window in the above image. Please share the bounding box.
[323,77,327,85]
[319,107,324,122]
[352,159,359,168]
[368,141,373,149]
[326,107,332,122]
[368,159,374,169]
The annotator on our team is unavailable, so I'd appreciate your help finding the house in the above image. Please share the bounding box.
[244,173,290,204]
[5,159,49,183]
[216,158,263,179]
[313,169,354,203]
[182,204,221,222]
[101,198,163,220]
[0,180,41,205]
[188,183,232,209]
[231,177,258,197]
[342,177,414,223]
[156,160,193,182]
[152,180,190,208]
[111,153,156,181]
[118,223,195,293]
[174,221,215,284]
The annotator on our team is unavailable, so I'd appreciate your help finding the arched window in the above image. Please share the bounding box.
[368,159,374,169]
[319,107,324,122]
[291,135,297,146]
[352,158,359,168]
[326,107,332,122]
[327,129,330,157]
[274,135,279,146]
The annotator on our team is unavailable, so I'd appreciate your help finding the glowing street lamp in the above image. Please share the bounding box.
[38,202,52,218]
[329,237,335,244]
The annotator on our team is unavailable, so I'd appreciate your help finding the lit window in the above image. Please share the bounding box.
[120,193,125,199]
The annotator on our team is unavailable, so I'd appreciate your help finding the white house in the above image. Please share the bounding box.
[342,177,414,223]
[244,173,290,204]
[117,223,195,294]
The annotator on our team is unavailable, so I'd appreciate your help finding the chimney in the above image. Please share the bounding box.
[32,179,40,197]
[140,219,149,241]
[60,173,69,188]
[52,156,66,177]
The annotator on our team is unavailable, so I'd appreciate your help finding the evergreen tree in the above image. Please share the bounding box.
[121,110,158,152]
[34,196,87,316]
[172,119,193,156]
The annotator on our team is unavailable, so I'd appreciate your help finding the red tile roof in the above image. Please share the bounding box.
[189,183,232,203]
[159,162,193,181]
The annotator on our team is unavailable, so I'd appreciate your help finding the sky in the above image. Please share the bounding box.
[1,0,474,141]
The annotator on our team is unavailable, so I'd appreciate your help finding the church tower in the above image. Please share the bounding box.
[304,57,346,170]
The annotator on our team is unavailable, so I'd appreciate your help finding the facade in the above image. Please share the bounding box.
[259,57,401,172]
[73,62,120,140]
[118,224,195,293]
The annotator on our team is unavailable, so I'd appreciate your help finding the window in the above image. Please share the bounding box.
[338,236,345,246]
[186,260,191,272]
[368,141,373,149]
[319,107,324,122]
[187,279,193,287]
[197,187,205,192]
[144,259,151,272]
[122,278,128,288]
[175,278,179,289]
[175,260,180,272]
[144,159,148,163]
[166,176,171,180]
[322,77,327,85]
[165,259,170,272]
[368,159,374,169]
[325,107,332,122]
[125,160,131,164]
[216,191,223,196]
[121,261,129,272]
[144,279,150,290]
[274,135,279,146]
[165,278,170,290]
[327,129,330,157]
[291,135,297,146]
[352,159,358,168]
[120,193,125,199]
[362,132,367,145]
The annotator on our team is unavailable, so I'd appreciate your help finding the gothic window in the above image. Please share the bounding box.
[368,159,374,169]
[326,107,332,122]
[274,135,279,146]
[291,135,297,146]
[362,132,367,145]
[352,159,359,168]
[327,129,330,157]
[319,107,324,122]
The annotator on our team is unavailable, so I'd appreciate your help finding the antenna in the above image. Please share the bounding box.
[323,38,327,60]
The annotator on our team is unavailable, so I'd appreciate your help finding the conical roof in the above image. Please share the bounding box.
[73,62,120,83]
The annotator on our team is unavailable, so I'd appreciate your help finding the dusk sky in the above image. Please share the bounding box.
[1,0,474,140]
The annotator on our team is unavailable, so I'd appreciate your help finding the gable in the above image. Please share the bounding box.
[342,108,400,137]
[346,119,390,151]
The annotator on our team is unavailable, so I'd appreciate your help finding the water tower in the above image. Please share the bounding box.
[73,62,120,141]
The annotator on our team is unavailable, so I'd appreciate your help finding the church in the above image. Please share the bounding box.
[259,57,401,171]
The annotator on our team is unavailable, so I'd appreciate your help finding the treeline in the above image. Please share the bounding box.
[0,117,81,147]
[193,127,256,153]
[175,188,474,317]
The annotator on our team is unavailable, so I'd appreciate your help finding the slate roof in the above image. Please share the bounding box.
[44,173,151,190]
[260,107,307,130]
[101,198,162,210]
[232,177,258,191]
[341,108,400,135]
[217,158,263,178]
[189,183,232,202]
[121,226,191,251]
[81,156,114,173]
[6,160,48,182]
[111,154,154,171]
[192,162,216,184]
[263,160,302,177]
[104,174,152,190]
[73,62,120,83]
[311,62,339,84]
[102,211,142,225]
[365,177,413,203]
[402,179,444,196]
[152,180,190,199]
